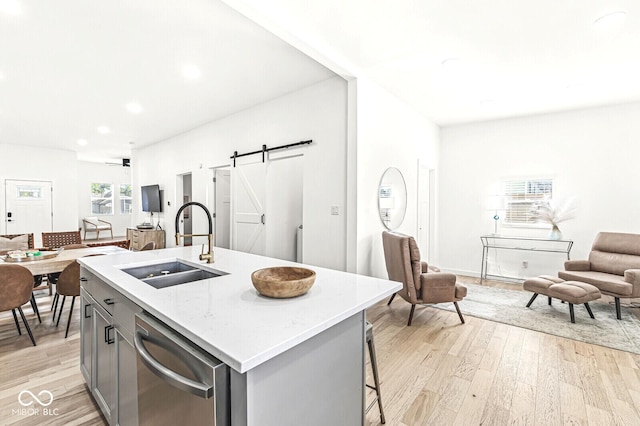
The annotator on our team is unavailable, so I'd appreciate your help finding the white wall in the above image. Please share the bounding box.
[0,143,79,235]
[355,78,440,278]
[77,161,133,238]
[439,102,640,278]
[134,76,348,270]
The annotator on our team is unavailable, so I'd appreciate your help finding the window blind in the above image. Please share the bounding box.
[503,179,553,224]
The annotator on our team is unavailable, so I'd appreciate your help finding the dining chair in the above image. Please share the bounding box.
[0,233,34,254]
[140,241,156,251]
[86,239,130,250]
[53,261,80,338]
[50,244,89,319]
[54,254,104,338]
[41,230,82,250]
[0,265,37,346]
[1,233,49,314]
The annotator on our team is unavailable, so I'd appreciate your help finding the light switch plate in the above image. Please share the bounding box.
[331,205,339,215]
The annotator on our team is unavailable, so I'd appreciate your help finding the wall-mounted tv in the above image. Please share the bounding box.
[141,184,162,212]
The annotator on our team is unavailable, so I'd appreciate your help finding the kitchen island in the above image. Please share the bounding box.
[78,246,400,425]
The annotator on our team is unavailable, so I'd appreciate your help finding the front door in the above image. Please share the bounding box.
[5,179,53,248]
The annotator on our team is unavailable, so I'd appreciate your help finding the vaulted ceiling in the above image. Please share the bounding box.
[2,0,639,162]
[0,0,335,162]
[231,0,640,124]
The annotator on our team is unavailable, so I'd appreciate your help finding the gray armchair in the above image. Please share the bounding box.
[382,231,466,326]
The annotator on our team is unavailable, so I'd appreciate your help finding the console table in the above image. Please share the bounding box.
[480,235,573,284]
[126,228,165,251]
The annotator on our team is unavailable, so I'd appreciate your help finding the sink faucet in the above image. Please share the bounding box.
[175,201,214,263]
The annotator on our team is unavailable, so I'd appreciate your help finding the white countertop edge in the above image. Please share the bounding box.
[79,249,402,373]
[85,262,401,373]
[234,287,399,373]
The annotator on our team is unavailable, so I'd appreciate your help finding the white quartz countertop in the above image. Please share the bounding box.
[78,247,400,373]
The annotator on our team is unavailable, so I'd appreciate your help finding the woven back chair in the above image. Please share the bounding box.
[86,239,130,250]
[0,233,34,253]
[42,231,82,250]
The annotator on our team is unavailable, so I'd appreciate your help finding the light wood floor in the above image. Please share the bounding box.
[364,277,640,425]
[1,279,640,425]
[0,292,105,425]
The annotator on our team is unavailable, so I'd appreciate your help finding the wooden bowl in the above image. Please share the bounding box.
[251,267,316,298]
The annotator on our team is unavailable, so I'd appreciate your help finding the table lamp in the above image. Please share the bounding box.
[487,195,506,235]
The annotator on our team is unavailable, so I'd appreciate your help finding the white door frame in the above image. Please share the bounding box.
[211,166,231,249]
[417,162,433,260]
[4,179,54,247]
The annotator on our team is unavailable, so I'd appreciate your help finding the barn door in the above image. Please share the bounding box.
[231,159,266,255]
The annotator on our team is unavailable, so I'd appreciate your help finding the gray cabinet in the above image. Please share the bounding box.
[80,291,93,385]
[93,302,115,423]
[80,267,141,426]
[116,327,138,425]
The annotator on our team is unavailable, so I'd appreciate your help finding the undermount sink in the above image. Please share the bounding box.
[121,260,228,289]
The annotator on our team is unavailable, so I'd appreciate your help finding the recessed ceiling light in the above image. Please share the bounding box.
[97,125,110,134]
[593,11,626,28]
[441,58,461,68]
[77,139,88,146]
[182,64,201,80]
[0,0,22,16]
[125,101,143,114]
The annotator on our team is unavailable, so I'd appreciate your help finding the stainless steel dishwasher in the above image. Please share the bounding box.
[134,313,229,425]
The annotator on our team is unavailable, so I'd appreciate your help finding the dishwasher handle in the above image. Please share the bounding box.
[134,330,213,399]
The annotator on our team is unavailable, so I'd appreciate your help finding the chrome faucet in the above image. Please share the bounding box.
[175,201,214,263]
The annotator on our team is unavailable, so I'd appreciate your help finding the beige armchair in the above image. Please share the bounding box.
[382,231,466,326]
[82,217,113,240]
[559,232,640,320]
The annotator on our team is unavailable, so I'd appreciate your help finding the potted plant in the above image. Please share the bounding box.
[530,197,577,240]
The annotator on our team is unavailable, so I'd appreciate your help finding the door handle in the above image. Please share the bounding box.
[84,304,92,318]
[134,330,213,399]
[104,298,115,305]
[105,325,115,344]
[261,214,265,225]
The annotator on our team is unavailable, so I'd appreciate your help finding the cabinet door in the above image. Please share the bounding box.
[93,305,115,424]
[115,328,138,426]
[80,292,93,386]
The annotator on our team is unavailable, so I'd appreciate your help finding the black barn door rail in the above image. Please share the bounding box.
[230,140,312,167]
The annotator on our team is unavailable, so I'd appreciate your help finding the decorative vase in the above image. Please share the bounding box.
[548,224,563,240]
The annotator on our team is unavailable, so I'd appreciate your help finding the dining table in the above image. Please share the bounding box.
[0,245,128,276]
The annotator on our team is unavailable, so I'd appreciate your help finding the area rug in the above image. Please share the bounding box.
[434,283,640,354]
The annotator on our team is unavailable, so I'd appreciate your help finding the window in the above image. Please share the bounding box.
[503,178,553,225]
[120,184,132,214]
[16,186,42,199]
[91,183,113,215]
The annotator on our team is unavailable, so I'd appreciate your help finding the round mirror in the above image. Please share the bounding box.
[378,167,407,230]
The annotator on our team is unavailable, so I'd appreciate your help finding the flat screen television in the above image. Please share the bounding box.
[141,184,162,212]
